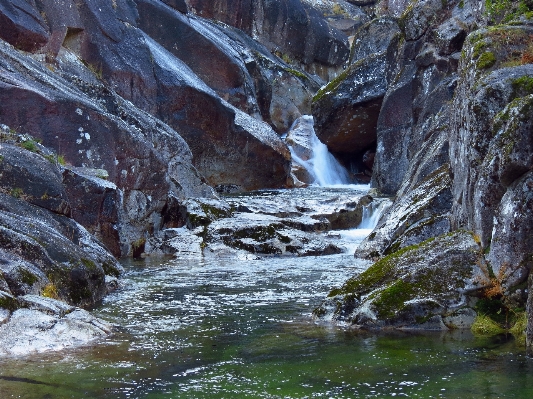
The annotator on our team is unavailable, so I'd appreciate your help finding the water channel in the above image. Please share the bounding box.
[1,185,532,398]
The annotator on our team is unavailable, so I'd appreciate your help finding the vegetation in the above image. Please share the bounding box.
[477,51,497,69]
[485,0,533,24]
[21,139,38,152]
[42,283,60,300]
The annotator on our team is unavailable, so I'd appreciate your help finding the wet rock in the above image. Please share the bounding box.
[0,306,112,357]
[205,212,341,256]
[0,192,122,308]
[179,198,233,229]
[443,307,477,330]
[356,163,452,259]
[316,231,486,329]
[62,167,122,257]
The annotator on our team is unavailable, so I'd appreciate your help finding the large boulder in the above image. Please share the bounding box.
[0,41,213,255]
[0,192,122,307]
[0,296,112,356]
[312,17,400,173]
[315,231,486,329]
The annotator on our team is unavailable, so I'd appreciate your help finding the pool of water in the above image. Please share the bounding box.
[1,250,532,398]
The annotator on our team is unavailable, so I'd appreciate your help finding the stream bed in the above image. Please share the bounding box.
[1,188,532,398]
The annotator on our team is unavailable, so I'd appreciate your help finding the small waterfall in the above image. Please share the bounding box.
[357,200,390,231]
[286,116,351,186]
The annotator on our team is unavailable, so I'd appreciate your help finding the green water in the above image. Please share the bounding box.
[1,254,532,398]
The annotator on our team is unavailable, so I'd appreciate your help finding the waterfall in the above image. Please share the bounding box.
[286,116,351,186]
[358,200,389,230]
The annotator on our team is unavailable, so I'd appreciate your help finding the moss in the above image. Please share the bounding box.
[284,68,308,81]
[312,66,351,103]
[511,75,533,98]
[328,238,434,298]
[10,187,23,199]
[80,258,98,271]
[42,283,60,299]
[102,261,121,278]
[0,294,18,311]
[372,279,416,319]
[472,40,488,59]
[477,51,497,69]
[132,238,146,258]
[471,314,506,336]
[0,155,4,162]
[19,268,38,286]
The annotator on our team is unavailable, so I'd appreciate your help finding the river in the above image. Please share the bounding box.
[0,187,532,398]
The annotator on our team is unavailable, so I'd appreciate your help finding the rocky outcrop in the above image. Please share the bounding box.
[185,0,351,80]
[312,17,400,173]
[316,0,533,346]
[450,24,533,309]
[316,231,486,329]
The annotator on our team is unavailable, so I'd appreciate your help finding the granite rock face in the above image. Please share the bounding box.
[315,0,533,348]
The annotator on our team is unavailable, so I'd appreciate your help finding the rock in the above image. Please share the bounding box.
[185,0,351,77]
[18,294,74,316]
[312,52,389,157]
[350,17,401,63]
[526,273,533,356]
[0,144,70,216]
[162,0,188,13]
[356,163,452,259]
[62,167,122,257]
[443,307,477,330]
[315,231,486,329]
[0,192,122,307]
[400,0,444,41]
[486,172,533,307]
[450,25,533,243]
[0,307,112,356]
[205,212,341,256]
[0,0,49,52]
[0,37,215,255]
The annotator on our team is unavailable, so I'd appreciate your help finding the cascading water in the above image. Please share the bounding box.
[338,198,391,253]
[286,116,351,186]
[358,200,389,231]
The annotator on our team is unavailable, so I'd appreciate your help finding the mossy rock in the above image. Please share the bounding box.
[319,231,486,328]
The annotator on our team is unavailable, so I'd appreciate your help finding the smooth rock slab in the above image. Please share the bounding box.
[0,302,112,357]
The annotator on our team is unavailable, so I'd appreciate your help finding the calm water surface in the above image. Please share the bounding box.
[1,210,532,398]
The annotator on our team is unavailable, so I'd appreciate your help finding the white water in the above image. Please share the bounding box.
[287,116,351,186]
[338,198,391,253]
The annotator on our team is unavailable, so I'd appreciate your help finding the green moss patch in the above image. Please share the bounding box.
[477,52,497,69]
[471,315,506,336]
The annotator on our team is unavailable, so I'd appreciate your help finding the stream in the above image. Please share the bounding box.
[1,186,532,398]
